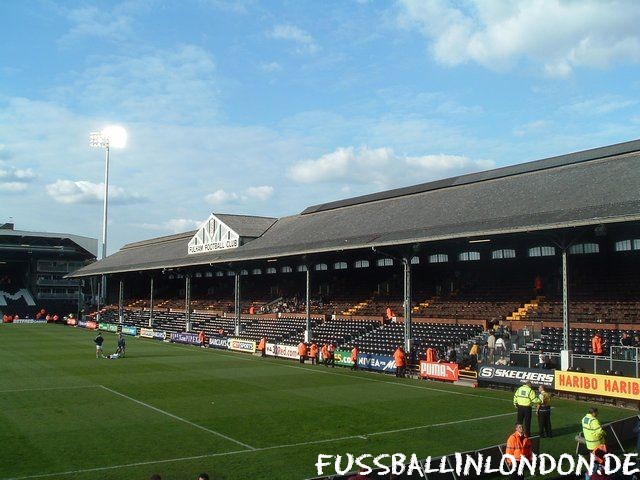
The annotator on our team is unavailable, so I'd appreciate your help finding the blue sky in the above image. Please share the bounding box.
[1,0,639,255]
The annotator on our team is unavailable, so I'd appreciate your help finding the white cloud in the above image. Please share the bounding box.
[0,164,37,191]
[59,5,134,45]
[45,180,146,205]
[246,185,274,200]
[139,218,201,233]
[398,0,640,76]
[0,182,29,192]
[205,189,240,205]
[0,166,37,182]
[57,45,219,124]
[513,120,548,137]
[259,61,283,72]
[205,185,274,204]
[268,24,320,54]
[288,146,494,187]
[561,95,637,116]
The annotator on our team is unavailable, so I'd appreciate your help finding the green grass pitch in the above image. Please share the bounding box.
[0,324,632,480]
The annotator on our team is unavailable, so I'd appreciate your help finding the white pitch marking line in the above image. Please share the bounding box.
[1,411,514,480]
[98,385,256,451]
[161,341,512,403]
[0,385,98,394]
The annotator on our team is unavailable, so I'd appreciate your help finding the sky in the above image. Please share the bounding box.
[1,0,639,256]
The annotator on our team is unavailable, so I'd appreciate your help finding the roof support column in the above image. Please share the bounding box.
[185,274,192,332]
[118,279,124,324]
[96,277,102,322]
[234,271,241,336]
[403,257,412,353]
[559,246,573,371]
[305,266,311,342]
[149,276,154,328]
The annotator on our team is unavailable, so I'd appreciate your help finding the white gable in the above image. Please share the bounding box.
[188,214,240,254]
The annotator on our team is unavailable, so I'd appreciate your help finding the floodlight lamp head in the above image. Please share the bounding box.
[89,131,109,148]
[102,125,127,148]
[89,125,127,149]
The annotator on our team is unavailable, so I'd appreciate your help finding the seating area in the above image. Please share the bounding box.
[234,316,320,343]
[526,300,640,324]
[527,326,640,355]
[343,322,484,357]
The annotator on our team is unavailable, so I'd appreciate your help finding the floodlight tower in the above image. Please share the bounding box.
[89,126,127,310]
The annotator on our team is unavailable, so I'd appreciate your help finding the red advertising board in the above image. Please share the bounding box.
[420,361,459,381]
[85,321,97,330]
[67,318,78,326]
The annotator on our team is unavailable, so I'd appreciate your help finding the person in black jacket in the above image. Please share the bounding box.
[94,332,104,358]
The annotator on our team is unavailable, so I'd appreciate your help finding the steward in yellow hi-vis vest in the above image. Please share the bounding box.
[582,407,606,450]
[513,381,539,436]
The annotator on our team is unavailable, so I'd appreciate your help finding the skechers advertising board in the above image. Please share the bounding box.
[208,337,229,350]
[170,332,200,345]
[121,325,137,336]
[420,361,459,381]
[229,338,256,353]
[478,365,555,388]
[140,328,167,340]
[266,343,298,360]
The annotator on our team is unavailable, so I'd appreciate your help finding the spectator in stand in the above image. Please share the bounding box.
[591,332,604,356]
[486,331,496,364]
[634,334,640,349]
[218,328,225,336]
[327,342,336,368]
[249,305,255,315]
[534,275,544,295]
[505,423,532,480]
[309,342,318,365]
[469,342,479,364]
[385,306,394,320]
[393,346,406,378]
[446,344,457,363]
[258,337,267,357]
[297,341,307,364]
[538,353,549,369]
[494,336,506,360]
[350,345,359,371]
[620,332,633,360]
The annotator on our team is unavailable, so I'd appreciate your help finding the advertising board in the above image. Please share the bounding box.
[420,361,459,381]
[229,338,256,353]
[478,365,555,388]
[555,370,640,400]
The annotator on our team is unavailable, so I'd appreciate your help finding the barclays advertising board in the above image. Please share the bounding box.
[208,337,229,350]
